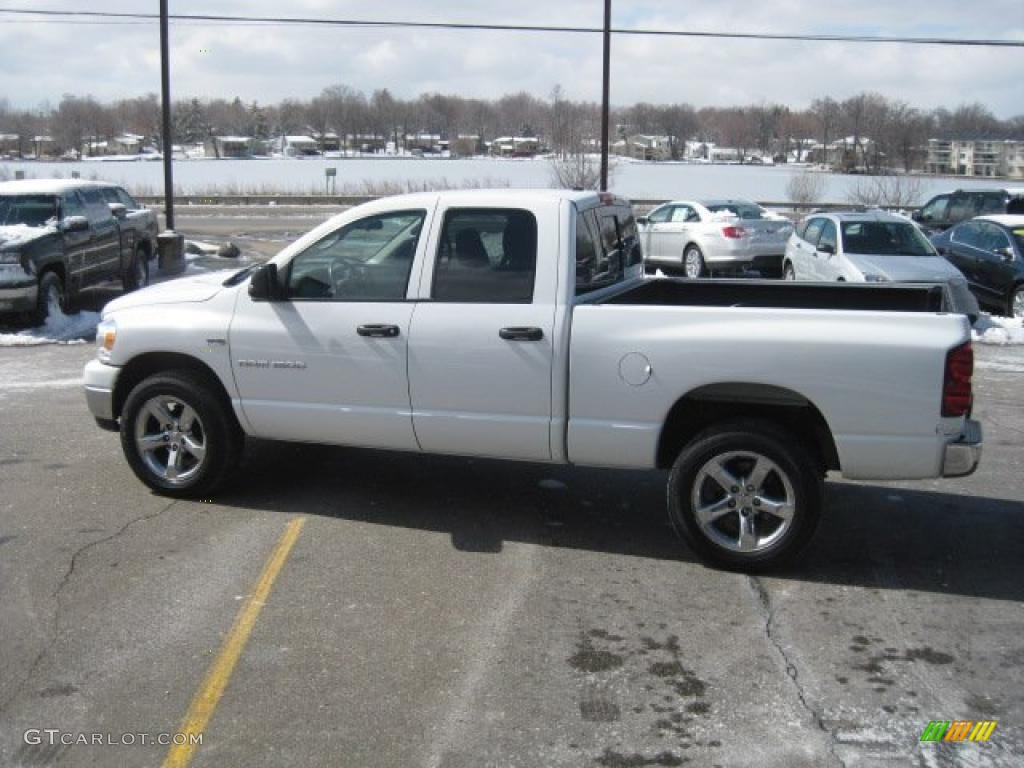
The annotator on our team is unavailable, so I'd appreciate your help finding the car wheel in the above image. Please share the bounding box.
[667,419,822,572]
[783,262,796,281]
[1011,285,1024,319]
[683,246,706,278]
[30,271,68,326]
[120,371,242,498]
[122,245,150,293]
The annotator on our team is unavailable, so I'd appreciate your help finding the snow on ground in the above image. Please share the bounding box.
[0,303,99,347]
[972,313,1024,346]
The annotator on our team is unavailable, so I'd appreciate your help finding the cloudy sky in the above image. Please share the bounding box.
[1,1,1021,115]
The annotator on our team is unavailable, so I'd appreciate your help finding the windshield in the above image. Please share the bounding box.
[0,195,59,227]
[840,221,935,256]
[704,202,765,220]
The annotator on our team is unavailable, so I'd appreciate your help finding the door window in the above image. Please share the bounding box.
[947,193,974,222]
[920,195,949,222]
[817,220,837,252]
[432,209,537,303]
[646,205,672,224]
[115,188,140,209]
[287,209,425,301]
[977,222,1011,253]
[802,217,825,245]
[977,194,1005,215]
[952,221,982,249]
[61,190,87,220]
[80,188,112,225]
[669,205,697,223]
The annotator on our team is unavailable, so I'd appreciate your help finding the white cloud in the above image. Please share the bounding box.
[0,0,1020,115]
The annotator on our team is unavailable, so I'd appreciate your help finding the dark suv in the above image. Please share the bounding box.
[913,187,1024,234]
[0,179,158,324]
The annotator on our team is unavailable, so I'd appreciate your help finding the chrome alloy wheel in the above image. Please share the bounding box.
[690,450,795,554]
[134,395,207,485]
[684,249,703,278]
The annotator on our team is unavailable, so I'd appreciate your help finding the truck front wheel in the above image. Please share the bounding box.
[667,419,821,571]
[120,371,241,498]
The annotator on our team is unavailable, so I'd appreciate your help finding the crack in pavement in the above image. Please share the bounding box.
[746,575,847,768]
[0,498,178,716]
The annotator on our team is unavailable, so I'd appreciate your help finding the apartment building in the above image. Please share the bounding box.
[926,139,1024,179]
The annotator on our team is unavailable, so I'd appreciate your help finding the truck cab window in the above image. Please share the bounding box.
[432,209,537,303]
[287,210,424,301]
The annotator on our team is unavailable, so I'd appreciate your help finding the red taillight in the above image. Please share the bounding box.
[722,225,747,239]
[942,342,973,417]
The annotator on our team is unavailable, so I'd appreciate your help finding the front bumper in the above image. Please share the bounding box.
[942,419,982,478]
[0,281,38,313]
[83,358,121,430]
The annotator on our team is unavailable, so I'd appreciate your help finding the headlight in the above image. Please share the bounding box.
[862,273,890,283]
[96,319,117,363]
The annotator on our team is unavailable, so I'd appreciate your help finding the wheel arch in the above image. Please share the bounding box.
[113,351,236,425]
[655,382,840,474]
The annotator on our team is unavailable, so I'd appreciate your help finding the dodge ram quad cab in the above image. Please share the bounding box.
[0,179,156,324]
[83,190,982,570]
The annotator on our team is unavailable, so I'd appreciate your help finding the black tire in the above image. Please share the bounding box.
[1010,285,1024,320]
[783,262,796,281]
[30,271,67,326]
[667,419,822,572]
[683,245,706,278]
[122,244,150,293]
[120,371,242,498]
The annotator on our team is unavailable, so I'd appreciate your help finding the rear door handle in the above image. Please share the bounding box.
[357,324,400,338]
[499,326,544,341]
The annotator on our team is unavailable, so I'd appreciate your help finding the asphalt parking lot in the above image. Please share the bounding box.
[0,335,1022,768]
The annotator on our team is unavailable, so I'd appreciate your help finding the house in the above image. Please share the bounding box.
[314,131,341,152]
[926,139,1024,179]
[806,136,877,170]
[205,135,253,159]
[618,134,672,162]
[0,133,19,157]
[451,134,481,157]
[111,133,146,155]
[275,135,321,157]
[490,136,541,157]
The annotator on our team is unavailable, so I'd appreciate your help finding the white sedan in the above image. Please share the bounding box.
[639,199,793,278]
[783,210,980,319]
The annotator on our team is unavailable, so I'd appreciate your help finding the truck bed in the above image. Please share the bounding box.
[603,277,947,313]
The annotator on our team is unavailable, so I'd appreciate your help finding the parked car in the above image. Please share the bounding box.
[783,210,979,319]
[913,187,1024,235]
[84,190,981,571]
[638,199,792,278]
[931,214,1024,318]
[0,179,157,324]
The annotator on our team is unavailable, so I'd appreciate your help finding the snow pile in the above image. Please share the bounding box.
[972,314,1024,346]
[0,303,100,347]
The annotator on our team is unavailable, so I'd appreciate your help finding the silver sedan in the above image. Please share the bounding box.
[639,199,793,278]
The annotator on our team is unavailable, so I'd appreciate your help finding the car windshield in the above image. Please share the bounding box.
[0,194,59,227]
[840,221,934,256]
[704,202,765,220]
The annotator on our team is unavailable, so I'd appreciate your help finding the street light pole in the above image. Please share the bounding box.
[159,0,175,230]
[599,0,611,191]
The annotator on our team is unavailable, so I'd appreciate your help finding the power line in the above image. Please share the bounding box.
[0,6,1022,47]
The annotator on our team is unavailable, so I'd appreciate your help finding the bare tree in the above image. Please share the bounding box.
[845,174,925,210]
[786,170,826,208]
[549,150,606,190]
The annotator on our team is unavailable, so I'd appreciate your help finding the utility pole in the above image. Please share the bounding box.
[599,0,611,191]
[159,0,175,230]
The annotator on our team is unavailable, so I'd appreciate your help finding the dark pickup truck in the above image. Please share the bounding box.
[0,179,158,324]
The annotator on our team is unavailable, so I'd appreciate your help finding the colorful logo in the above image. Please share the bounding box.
[920,720,997,742]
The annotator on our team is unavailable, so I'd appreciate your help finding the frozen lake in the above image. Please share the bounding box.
[0,156,1010,203]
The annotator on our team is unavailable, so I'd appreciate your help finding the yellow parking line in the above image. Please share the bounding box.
[162,516,307,768]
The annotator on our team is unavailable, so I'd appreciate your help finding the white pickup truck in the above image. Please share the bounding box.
[83,190,982,570]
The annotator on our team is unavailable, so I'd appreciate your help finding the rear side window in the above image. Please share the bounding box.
[952,221,982,249]
[977,194,1005,215]
[947,194,974,222]
[432,208,537,303]
[62,191,87,219]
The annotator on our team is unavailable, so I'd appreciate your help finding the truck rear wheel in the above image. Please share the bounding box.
[667,419,821,571]
[122,244,150,292]
[120,371,241,498]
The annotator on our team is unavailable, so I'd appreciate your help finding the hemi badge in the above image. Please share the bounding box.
[206,338,227,345]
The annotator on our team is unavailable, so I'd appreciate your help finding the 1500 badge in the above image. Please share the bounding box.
[237,359,307,370]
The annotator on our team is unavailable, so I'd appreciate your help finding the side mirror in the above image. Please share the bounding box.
[61,215,89,233]
[636,216,648,226]
[108,202,127,219]
[911,210,923,222]
[818,243,835,255]
[248,263,283,301]
[995,246,1015,262]
[935,245,947,255]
